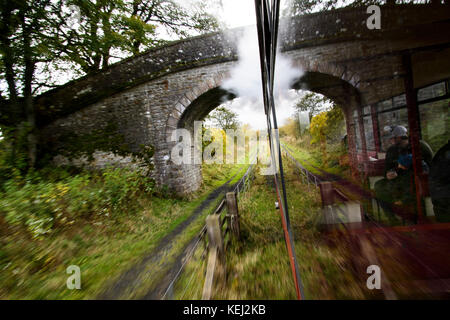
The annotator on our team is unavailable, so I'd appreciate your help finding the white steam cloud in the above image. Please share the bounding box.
[221,26,304,130]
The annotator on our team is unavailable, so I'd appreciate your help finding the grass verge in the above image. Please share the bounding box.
[0,162,248,299]
[175,159,372,299]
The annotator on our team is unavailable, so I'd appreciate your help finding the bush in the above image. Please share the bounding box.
[0,167,155,238]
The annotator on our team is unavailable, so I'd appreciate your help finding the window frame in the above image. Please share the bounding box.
[357,78,450,154]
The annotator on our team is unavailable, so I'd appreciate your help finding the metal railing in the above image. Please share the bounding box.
[281,144,322,188]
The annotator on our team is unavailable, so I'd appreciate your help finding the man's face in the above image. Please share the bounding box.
[389,137,395,146]
[395,136,408,147]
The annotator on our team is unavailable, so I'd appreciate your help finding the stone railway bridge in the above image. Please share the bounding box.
[34,4,450,194]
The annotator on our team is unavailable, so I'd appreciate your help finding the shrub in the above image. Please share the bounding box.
[0,167,155,238]
[0,180,58,238]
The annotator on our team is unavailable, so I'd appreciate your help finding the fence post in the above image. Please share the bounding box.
[319,181,334,207]
[226,192,240,240]
[206,214,224,257]
[202,214,224,300]
[307,172,311,190]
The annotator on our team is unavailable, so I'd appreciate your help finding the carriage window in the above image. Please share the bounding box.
[353,118,362,151]
[417,81,446,102]
[363,115,375,151]
[393,94,406,108]
[377,99,393,111]
[419,98,450,153]
[353,114,375,151]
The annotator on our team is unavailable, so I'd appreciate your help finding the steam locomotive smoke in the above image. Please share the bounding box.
[222,26,303,109]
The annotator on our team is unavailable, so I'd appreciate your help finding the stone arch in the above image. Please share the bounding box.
[162,65,362,194]
[164,71,230,143]
[26,4,450,196]
[160,70,236,194]
[291,70,364,177]
[292,70,361,110]
[291,58,362,94]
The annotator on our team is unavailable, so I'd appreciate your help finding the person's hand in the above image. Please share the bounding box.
[386,170,398,180]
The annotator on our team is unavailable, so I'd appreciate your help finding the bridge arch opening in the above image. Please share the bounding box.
[177,87,236,131]
[165,70,363,194]
[292,72,361,111]
[174,71,361,132]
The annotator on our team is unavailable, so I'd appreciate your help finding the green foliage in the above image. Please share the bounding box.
[0,125,32,184]
[279,117,301,138]
[53,0,220,73]
[283,108,348,177]
[203,106,241,160]
[309,106,345,145]
[0,167,155,238]
[118,14,158,54]
[309,111,328,144]
[206,106,240,131]
[53,122,154,170]
[294,92,332,120]
[0,151,247,299]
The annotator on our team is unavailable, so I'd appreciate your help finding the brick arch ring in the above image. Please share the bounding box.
[164,71,230,144]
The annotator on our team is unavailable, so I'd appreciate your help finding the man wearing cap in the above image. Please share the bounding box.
[374,125,433,220]
[382,125,396,151]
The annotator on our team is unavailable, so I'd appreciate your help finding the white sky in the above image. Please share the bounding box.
[223,90,304,130]
[217,0,259,28]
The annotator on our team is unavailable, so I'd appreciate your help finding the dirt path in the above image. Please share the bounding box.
[97,167,245,300]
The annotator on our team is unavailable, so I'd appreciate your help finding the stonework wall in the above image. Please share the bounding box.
[53,152,149,174]
[42,61,235,193]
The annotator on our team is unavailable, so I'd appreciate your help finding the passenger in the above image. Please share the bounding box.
[382,126,396,151]
[429,141,450,222]
[374,126,433,220]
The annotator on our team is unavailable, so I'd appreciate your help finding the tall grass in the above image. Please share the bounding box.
[0,161,249,299]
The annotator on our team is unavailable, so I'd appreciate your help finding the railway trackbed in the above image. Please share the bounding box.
[97,167,246,300]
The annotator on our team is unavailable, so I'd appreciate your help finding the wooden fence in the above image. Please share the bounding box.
[161,163,255,300]
[201,163,255,299]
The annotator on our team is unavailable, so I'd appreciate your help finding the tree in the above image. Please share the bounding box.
[309,106,345,144]
[52,0,220,73]
[0,0,59,168]
[125,1,220,54]
[50,0,129,74]
[294,92,332,120]
[206,106,240,131]
[309,106,345,165]
[279,117,300,138]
